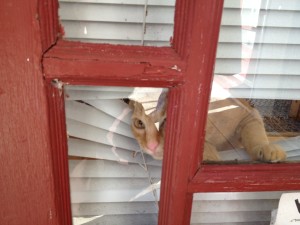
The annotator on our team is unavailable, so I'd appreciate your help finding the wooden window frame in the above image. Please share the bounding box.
[40,0,300,225]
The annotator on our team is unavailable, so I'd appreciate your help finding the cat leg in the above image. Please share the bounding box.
[203,141,220,161]
[239,113,286,162]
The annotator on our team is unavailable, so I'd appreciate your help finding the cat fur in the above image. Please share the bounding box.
[129,95,286,162]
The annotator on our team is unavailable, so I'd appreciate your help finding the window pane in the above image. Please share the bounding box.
[191,191,299,224]
[58,0,175,46]
[64,86,167,225]
[203,0,300,163]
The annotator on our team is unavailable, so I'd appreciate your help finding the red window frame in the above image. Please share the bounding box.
[40,1,300,225]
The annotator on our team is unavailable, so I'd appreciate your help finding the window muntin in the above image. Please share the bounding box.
[44,0,300,224]
[203,0,300,163]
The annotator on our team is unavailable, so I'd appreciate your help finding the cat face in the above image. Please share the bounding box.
[130,100,166,160]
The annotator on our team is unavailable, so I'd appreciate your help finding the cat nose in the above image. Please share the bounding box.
[147,141,159,151]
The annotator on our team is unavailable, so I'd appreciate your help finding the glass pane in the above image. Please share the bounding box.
[191,191,300,224]
[204,0,300,163]
[58,0,175,46]
[64,86,167,225]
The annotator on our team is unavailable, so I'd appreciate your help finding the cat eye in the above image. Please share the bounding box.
[133,119,145,129]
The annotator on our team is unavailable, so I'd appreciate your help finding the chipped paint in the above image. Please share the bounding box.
[170,65,182,72]
[51,79,68,96]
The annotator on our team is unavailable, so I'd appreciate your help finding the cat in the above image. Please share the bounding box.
[128,93,167,160]
[129,93,287,162]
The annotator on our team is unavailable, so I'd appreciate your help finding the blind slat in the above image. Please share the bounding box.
[59,3,174,24]
[61,21,173,41]
[59,0,175,6]
[71,190,159,203]
[70,177,161,191]
[67,119,140,151]
[68,138,161,166]
[66,90,134,100]
[71,202,158,216]
[69,160,162,178]
[66,101,133,137]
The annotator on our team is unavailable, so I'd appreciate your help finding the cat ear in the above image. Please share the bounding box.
[149,110,162,123]
[128,100,145,115]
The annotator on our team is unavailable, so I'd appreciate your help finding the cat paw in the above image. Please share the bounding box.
[256,144,286,162]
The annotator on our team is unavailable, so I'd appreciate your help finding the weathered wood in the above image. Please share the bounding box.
[159,1,225,225]
[189,164,300,192]
[0,0,57,224]
[39,0,300,225]
[43,40,185,87]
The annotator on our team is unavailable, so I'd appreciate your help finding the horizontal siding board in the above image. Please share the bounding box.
[216,43,300,60]
[214,74,300,90]
[224,0,300,11]
[69,160,162,178]
[219,27,300,44]
[221,9,300,28]
[215,59,300,75]
[59,0,299,10]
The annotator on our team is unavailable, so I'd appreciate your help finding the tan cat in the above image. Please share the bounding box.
[129,94,287,162]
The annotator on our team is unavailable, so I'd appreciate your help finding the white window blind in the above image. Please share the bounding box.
[59,0,300,99]
[65,86,300,225]
[65,86,163,225]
